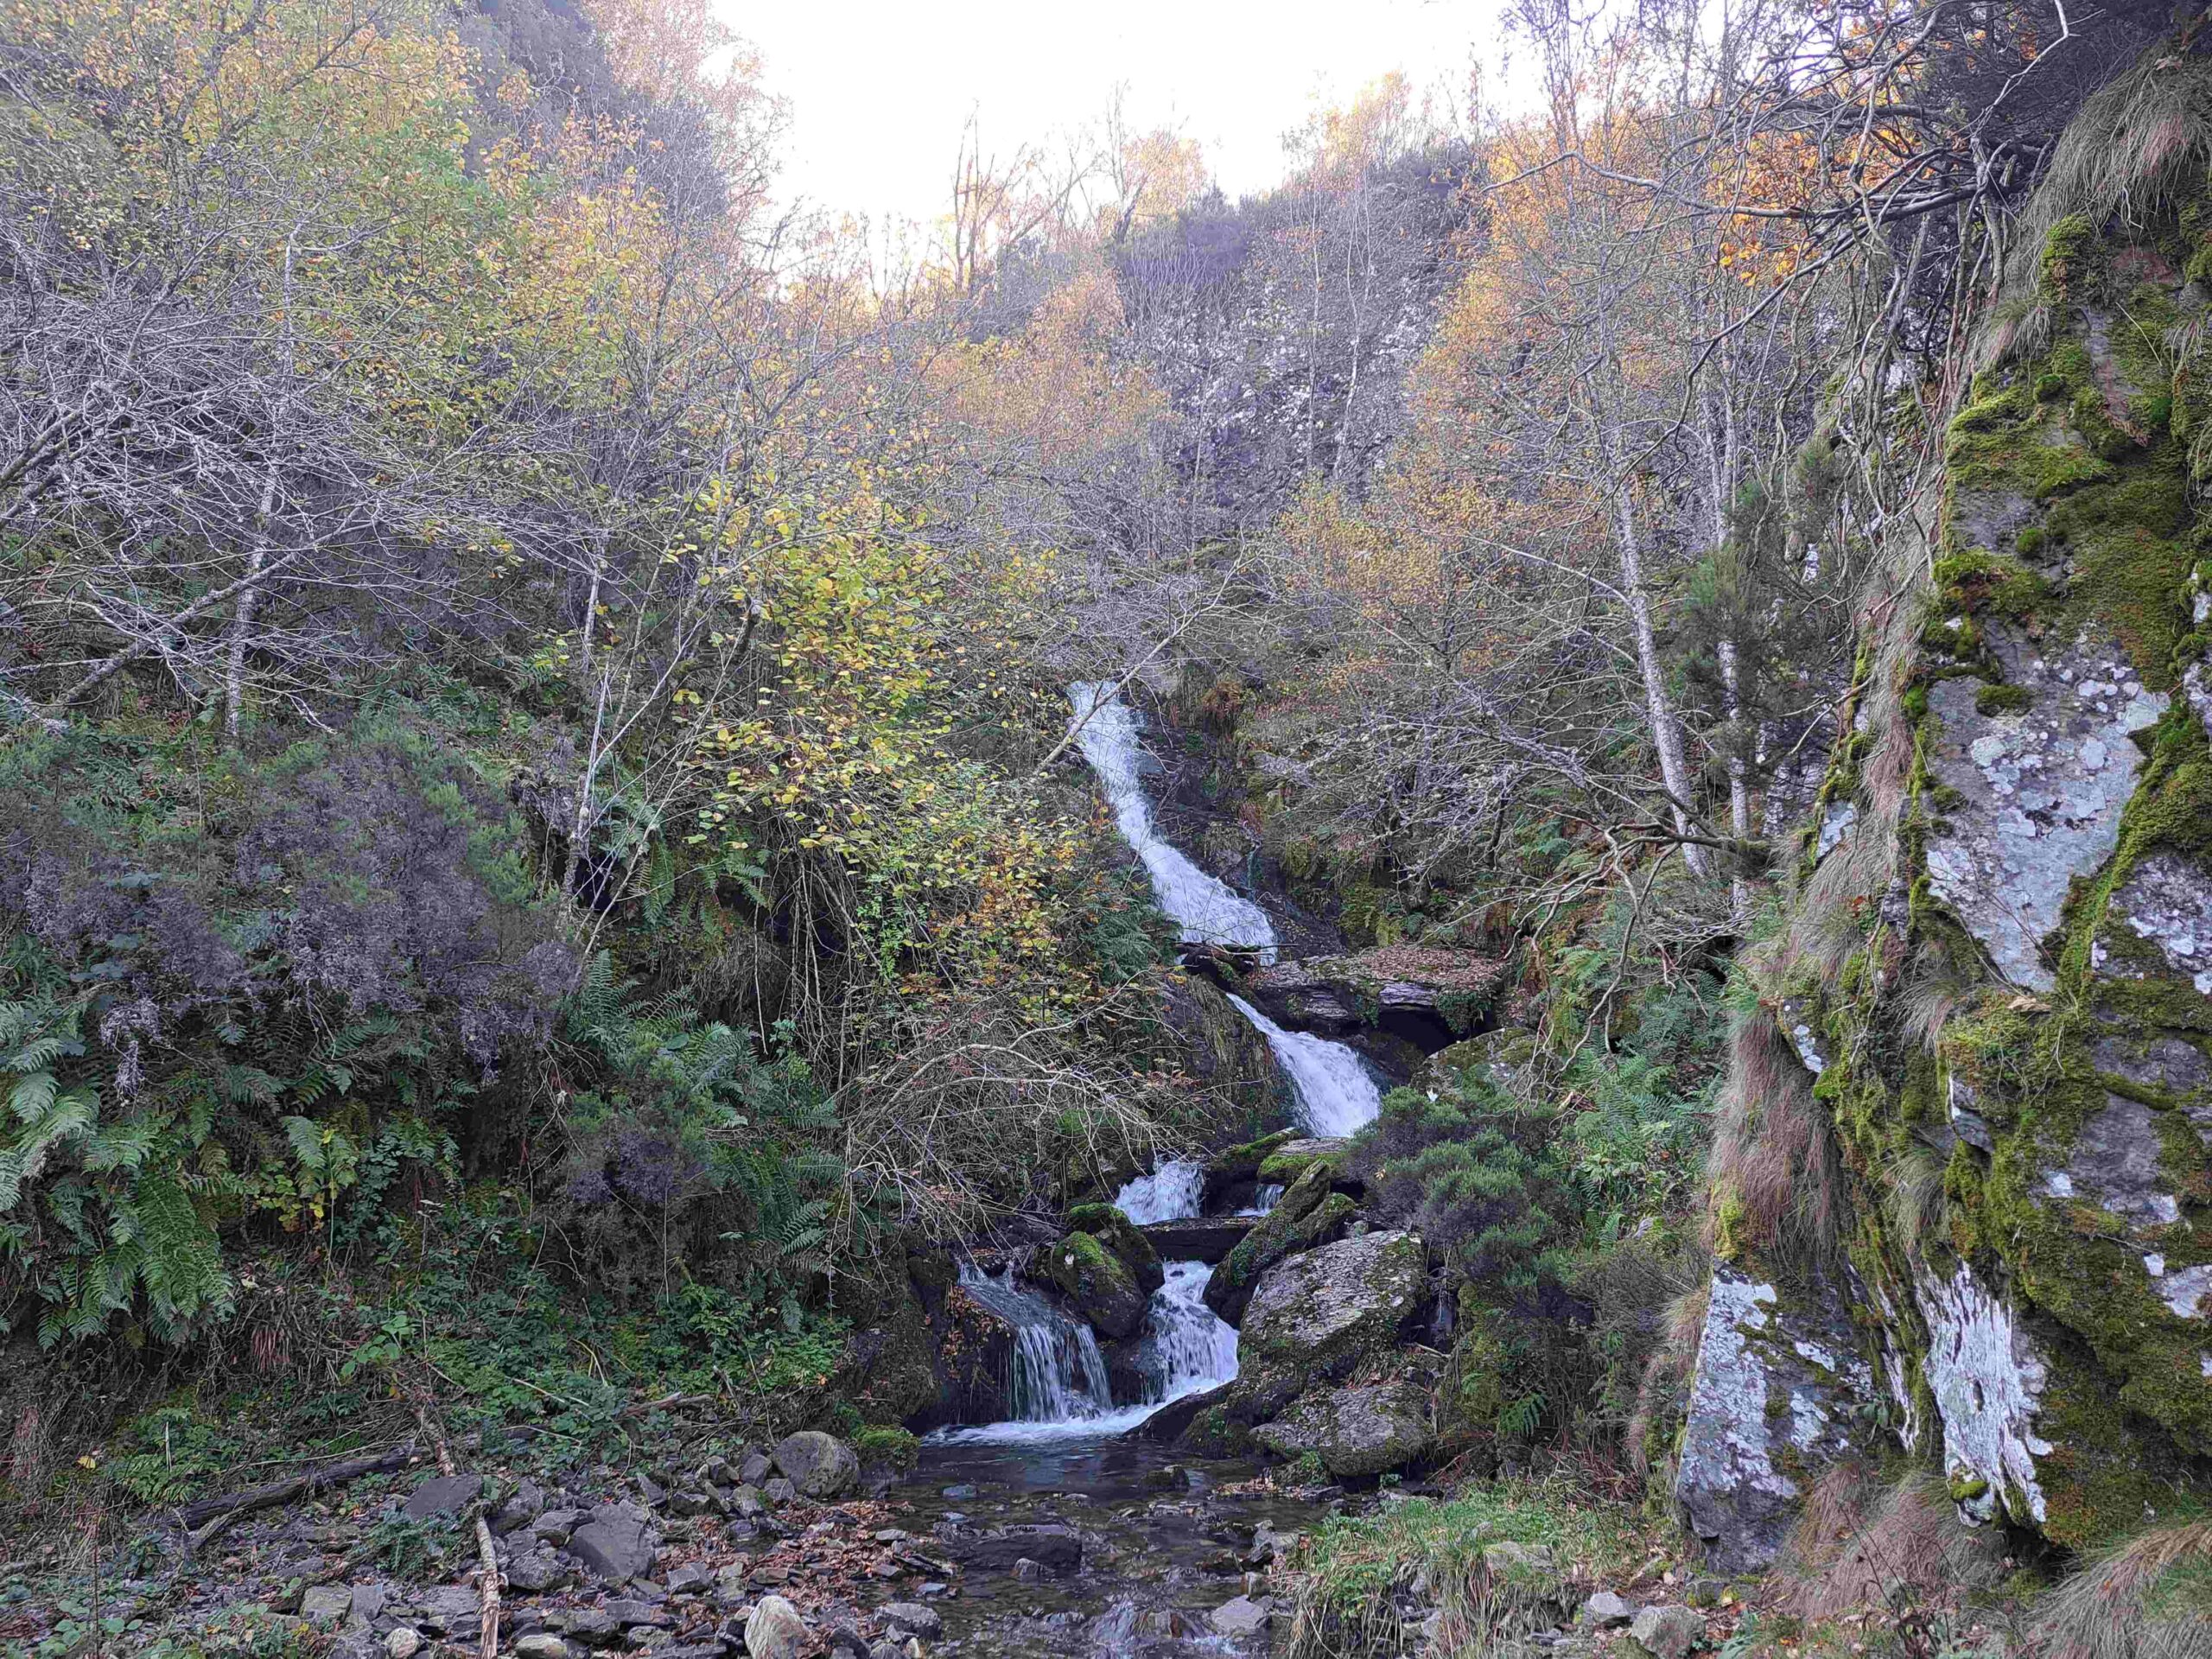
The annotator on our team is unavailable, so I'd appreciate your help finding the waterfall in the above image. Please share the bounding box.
[1112,1158,1204,1224]
[1136,1260,1241,1403]
[1227,993,1383,1136]
[952,1262,1114,1425]
[1066,683,1278,963]
[1241,1183,1284,1217]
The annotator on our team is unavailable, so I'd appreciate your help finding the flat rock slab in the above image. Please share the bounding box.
[1137,1215,1254,1263]
[945,1524,1082,1571]
[401,1473,481,1518]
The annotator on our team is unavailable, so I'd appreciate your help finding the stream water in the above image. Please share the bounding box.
[884,688,1395,1650]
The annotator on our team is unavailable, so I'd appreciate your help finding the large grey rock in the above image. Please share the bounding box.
[1239,1230,1425,1388]
[1675,1268,1877,1571]
[1251,1377,1433,1478]
[771,1430,860,1499]
[1916,1261,2053,1527]
[512,1637,571,1659]
[879,1602,941,1638]
[1208,1595,1271,1637]
[1629,1604,1702,1659]
[301,1586,353,1629]
[406,1585,480,1633]
[1136,1215,1255,1264]
[1581,1591,1637,1628]
[506,1547,577,1592]
[401,1473,481,1519]
[564,1500,658,1582]
[1205,1160,1371,1325]
[745,1594,809,1659]
[1923,626,2164,991]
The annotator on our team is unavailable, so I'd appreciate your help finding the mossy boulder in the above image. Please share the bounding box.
[1418,1028,1539,1096]
[1065,1202,1165,1294]
[1255,1136,1352,1189]
[1201,1128,1300,1209]
[1252,1376,1434,1478]
[1039,1228,1148,1339]
[1203,1160,1356,1325]
[1228,1230,1427,1421]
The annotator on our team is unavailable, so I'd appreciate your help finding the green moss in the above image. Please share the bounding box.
[1257,1143,1346,1186]
[853,1426,918,1471]
[2043,214,2095,300]
[1974,682,2034,716]
[1065,1202,1165,1294]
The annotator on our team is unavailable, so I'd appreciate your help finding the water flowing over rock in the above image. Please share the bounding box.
[1226,994,1382,1136]
[947,1262,1116,1428]
[1066,683,1277,960]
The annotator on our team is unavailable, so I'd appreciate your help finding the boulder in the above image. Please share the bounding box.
[1038,1229,1149,1338]
[1252,1376,1433,1478]
[1200,1128,1300,1209]
[879,1603,941,1638]
[512,1637,570,1659]
[1243,946,1509,1038]
[771,1431,860,1499]
[1208,1595,1271,1637]
[745,1595,810,1659]
[490,1479,548,1535]
[1064,1202,1165,1294]
[1227,1230,1425,1424]
[300,1586,353,1629]
[1675,1268,1878,1572]
[1418,1028,1538,1096]
[1581,1591,1637,1628]
[384,1633,423,1659]
[1135,1379,1235,1444]
[945,1524,1083,1571]
[505,1547,577,1592]
[1253,1137,1353,1190]
[1204,1160,1359,1325]
[1629,1604,1702,1659]
[1136,1214,1255,1264]
[564,1500,658,1583]
[401,1473,481,1519]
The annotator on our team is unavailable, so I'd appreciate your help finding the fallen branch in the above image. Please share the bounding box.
[415,1405,500,1659]
[179,1444,422,1554]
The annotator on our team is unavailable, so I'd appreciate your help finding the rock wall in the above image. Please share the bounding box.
[1682,52,2212,1562]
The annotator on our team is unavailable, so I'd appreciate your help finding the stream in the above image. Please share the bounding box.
[883,689,1397,1653]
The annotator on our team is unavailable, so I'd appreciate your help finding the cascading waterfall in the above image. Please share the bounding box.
[1065,683,1383,1139]
[952,1262,1114,1425]
[1225,992,1383,1136]
[1240,1183,1284,1217]
[1111,1157,1205,1225]
[1067,683,1278,962]
[932,690,1385,1442]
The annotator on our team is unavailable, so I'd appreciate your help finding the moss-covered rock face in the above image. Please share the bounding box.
[1203,1159,1357,1325]
[1064,1202,1166,1296]
[1692,124,2212,1559]
[1039,1228,1149,1339]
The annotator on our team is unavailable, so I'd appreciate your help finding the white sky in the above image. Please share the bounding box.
[731,1,1511,232]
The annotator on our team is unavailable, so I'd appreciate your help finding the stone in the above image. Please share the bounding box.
[1482,1541,1555,1578]
[531,1507,588,1542]
[566,1500,659,1583]
[506,1548,577,1593]
[879,1602,940,1638]
[1134,1215,1255,1263]
[349,1584,388,1626]
[1207,1595,1271,1637]
[770,1430,861,1499]
[1243,946,1509,1035]
[1251,1377,1433,1478]
[560,1609,620,1644]
[1628,1604,1702,1659]
[1204,1160,1359,1325]
[739,1452,773,1485]
[1675,1268,1878,1571]
[492,1479,549,1535]
[401,1473,482,1519]
[1581,1591,1637,1628]
[1923,628,2164,992]
[384,1632,423,1659]
[604,1599,673,1628]
[762,1477,797,1505]
[744,1594,809,1659]
[947,1524,1083,1571]
[1012,1556,1048,1580]
[1232,1230,1426,1410]
[1916,1261,2053,1526]
[1038,1227,1149,1338]
[301,1586,353,1629]
[410,1586,481,1632]
[513,1638,571,1659]
[1063,1201,1166,1294]
[665,1562,715,1596]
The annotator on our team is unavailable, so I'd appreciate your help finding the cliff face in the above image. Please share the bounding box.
[1681,54,2212,1563]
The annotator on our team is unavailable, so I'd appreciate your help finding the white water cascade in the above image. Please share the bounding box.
[1109,1164,1240,1408]
[949,1262,1116,1427]
[1110,1157,1205,1225]
[1068,682,1279,962]
[1226,993,1383,1137]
